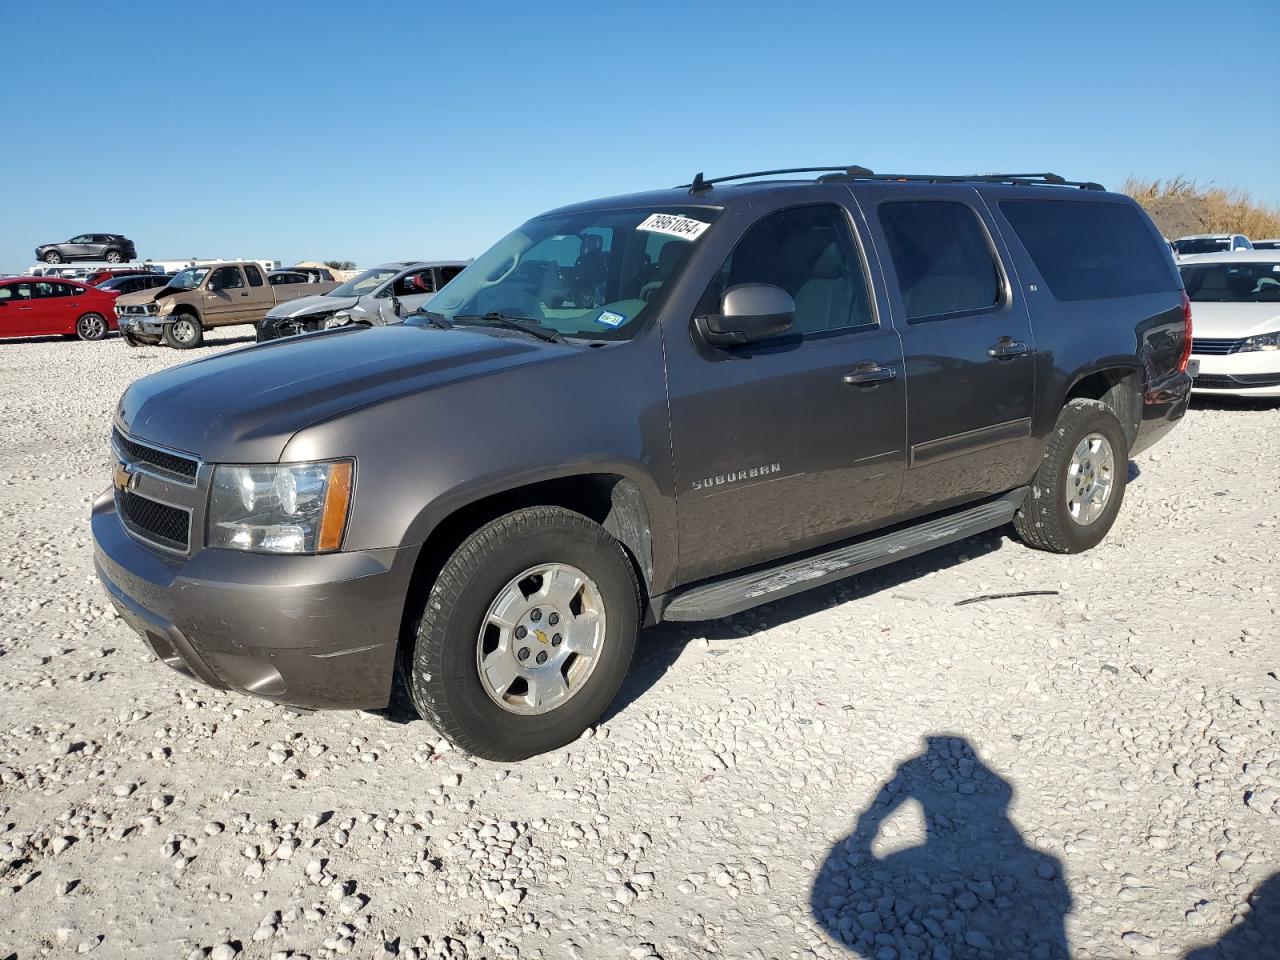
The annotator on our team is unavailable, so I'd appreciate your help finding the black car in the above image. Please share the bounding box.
[36,234,137,264]
[285,265,335,282]
[94,167,1191,761]
[96,273,173,296]
[267,270,311,285]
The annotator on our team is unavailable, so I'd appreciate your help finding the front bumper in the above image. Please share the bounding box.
[92,489,419,710]
[1131,369,1192,456]
[1190,350,1280,397]
[117,315,167,337]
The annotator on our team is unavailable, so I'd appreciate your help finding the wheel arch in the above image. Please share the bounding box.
[403,471,657,605]
[391,471,661,690]
[1062,364,1142,451]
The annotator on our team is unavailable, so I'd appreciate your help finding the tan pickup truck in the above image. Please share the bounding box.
[114,261,336,348]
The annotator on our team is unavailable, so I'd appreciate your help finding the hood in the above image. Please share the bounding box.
[266,293,357,319]
[117,325,566,462]
[115,285,174,308]
[1189,301,1280,339]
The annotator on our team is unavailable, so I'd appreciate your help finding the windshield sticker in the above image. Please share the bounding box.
[637,213,710,242]
[595,310,626,328]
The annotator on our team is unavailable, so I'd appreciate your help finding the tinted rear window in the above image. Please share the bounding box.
[1000,199,1174,301]
[878,200,1001,321]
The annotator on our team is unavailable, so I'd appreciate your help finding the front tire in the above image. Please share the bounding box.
[43,251,64,264]
[1014,399,1128,553]
[75,312,108,341]
[408,507,640,761]
[163,313,204,349]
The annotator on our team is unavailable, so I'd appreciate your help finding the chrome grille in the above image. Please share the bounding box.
[1191,337,1244,356]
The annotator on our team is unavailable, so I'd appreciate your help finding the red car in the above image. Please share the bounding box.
[0,276,119,341]
[85,268,153,286]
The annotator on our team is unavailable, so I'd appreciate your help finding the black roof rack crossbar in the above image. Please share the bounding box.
[679,167,1104,193]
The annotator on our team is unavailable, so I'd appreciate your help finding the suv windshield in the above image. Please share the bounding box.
[416,205,720,341]
[1174,238,1230,255]
[1181,262,1280,302]
[329,268,398,298]
[168,267,209,290]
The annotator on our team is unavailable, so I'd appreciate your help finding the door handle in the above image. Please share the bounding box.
[988,337,1029,359]
[240,291,249,297]
[844,363,897,386]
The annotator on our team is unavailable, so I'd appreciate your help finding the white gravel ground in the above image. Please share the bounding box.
[0,329,1277,960]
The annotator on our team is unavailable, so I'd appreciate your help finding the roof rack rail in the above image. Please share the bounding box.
[678,167,1105,193]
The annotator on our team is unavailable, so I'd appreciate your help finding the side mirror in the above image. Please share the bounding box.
[696,284,795,346]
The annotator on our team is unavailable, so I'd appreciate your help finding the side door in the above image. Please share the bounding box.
[0,283,41,337]
[241,263,273,318]
[854,186,1036,516]
[665,199,908,584]
[32,280,79,334]
[64,235,94,259]
[203,265,248,324]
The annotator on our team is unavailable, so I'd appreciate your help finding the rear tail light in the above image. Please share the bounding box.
[1178,290,1193,373]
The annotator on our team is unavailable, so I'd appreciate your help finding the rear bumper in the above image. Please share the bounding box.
[1131,369,1192,456]
[91,489,419,710]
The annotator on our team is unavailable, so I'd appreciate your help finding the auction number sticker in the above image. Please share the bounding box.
[637,213,710,241]
[595,310,626,328]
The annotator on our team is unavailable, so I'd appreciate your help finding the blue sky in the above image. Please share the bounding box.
[2,0,1277,272]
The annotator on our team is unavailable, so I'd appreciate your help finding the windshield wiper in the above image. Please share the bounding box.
[453,312,567,344]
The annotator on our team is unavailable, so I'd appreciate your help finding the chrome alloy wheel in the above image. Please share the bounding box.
[1066,432,1115,525]
[170,318,198,344]
[77,313,106,339]
[476,563,606,715]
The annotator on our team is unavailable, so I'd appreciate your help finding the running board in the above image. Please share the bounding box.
[658,488,1027,622]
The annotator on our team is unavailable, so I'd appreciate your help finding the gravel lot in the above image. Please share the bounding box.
[1,330,1277,960]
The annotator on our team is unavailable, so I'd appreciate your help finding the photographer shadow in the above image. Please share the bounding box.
[1186,872,1280,959]
[811,734,1071,959]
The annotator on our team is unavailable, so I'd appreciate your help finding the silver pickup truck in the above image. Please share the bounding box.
[114,261,336,348]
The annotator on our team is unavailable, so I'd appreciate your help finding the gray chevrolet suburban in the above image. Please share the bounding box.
[92,167,1192,761]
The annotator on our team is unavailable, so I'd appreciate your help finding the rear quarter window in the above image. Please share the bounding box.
[999,199,1175,301]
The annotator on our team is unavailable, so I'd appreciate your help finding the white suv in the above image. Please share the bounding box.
[1173,234,1253,257]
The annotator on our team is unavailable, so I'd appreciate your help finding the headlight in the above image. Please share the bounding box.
[207,460,353,554]
[1240,331,1280,352]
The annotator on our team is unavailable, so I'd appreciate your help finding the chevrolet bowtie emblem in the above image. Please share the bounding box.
[113,461,141,492]
[534,629,549,645]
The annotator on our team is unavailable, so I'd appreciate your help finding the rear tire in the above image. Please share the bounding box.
[1014,399,1128,554]
[75,312,108,341]
[104,249,123,264]
[408,507,640,761]
[163,313,204,349]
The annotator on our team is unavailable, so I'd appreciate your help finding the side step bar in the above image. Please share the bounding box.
[657,488,1028,622]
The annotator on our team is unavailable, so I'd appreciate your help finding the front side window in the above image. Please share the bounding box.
[879,201,1001,321]
[393,269,435,297]
[1181,262,1280,302]
[421,205,720,341]
[70,235,92,244]
[1000,199,1175,301]
[210,266,245,291]
[698,204,875,336]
